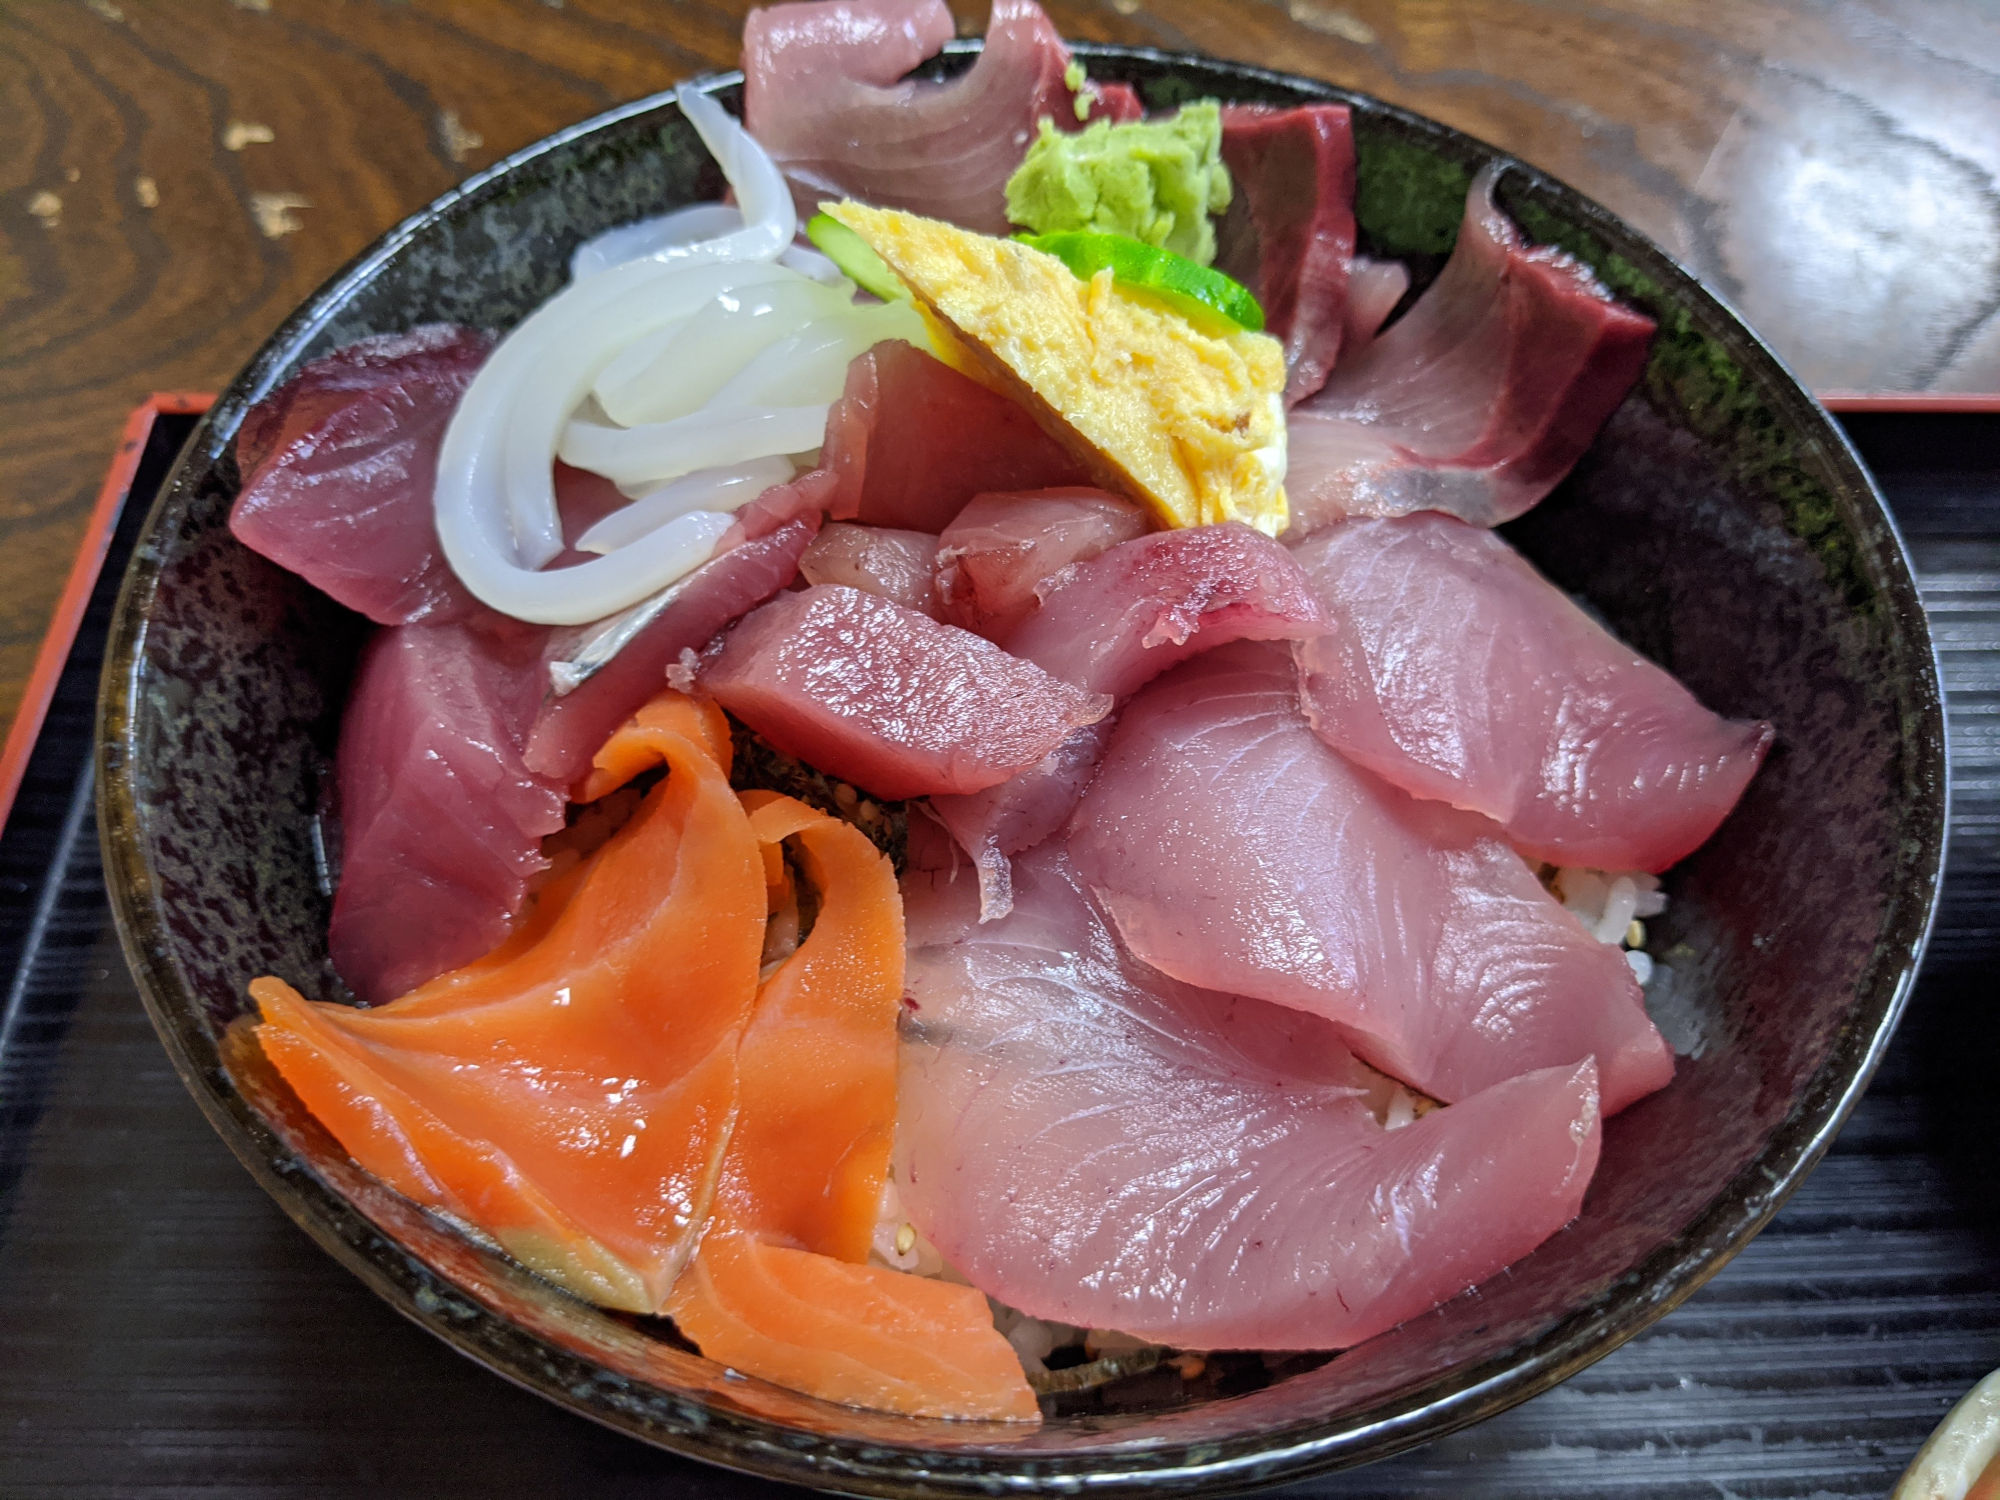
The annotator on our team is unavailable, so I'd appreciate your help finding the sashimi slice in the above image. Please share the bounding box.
[820,341,1089,532]
[660,789,1033,1421]
[329,617,564,1006]
[1292,513,1774,871]
[1215,104,1357,405]
[1003,521,1328,698]
[1286,165,1655,535]
[1065,642,1671,1113]
[932,524,1325,918]
[716,791,906,1261]
[1343,256,1410,358]
[934,487,1149,642]
[231,325,492,626]
[704,585,1111,800]
[744,0,1092,236]
[900,846,1603,1349]
[253,693,766,1313]
[667,1236,1039,1421]
[527,516,818,789]
[800,523,942,618]
[928,718,1111,921]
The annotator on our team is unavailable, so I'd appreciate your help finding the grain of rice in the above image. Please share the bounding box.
[1383,1085,1417,1131]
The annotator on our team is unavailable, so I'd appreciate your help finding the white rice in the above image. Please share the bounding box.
[1549,865,1668,984]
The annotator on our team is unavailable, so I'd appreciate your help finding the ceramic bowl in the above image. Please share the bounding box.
[96,44,1948,1496]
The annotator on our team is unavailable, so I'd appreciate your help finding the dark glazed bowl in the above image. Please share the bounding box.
[97,45,1947,1496]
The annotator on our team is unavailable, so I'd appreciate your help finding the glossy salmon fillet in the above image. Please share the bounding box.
[670,1235,1040,1422]
[720,790,906,1259]
[669,791,1038,1421]
[252,693,766,1314]
[255,691,1031,1418]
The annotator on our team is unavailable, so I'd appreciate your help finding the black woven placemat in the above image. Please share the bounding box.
[0,412,1993,1499]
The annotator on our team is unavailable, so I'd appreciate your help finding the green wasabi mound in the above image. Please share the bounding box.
[1004,100,1232,267]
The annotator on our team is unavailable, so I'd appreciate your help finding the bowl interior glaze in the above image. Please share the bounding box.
[96,47,1946,1497]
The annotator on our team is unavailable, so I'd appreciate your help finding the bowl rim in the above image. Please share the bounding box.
[95,43,1951,1496]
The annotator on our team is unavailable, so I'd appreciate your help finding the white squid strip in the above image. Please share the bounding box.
[559,405,831,490]
[593,277,855,428]
[675,84,796,266]
[437,258,797,620]
[779,242,846,285]
[473,257,794,566]
[568,203,745,281]
[711,303,930,409]
[496,89,794,562]
[434,84,816,624]
[576,456,797,555]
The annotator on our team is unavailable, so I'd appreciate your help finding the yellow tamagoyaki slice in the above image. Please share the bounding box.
[823,200,1289,536]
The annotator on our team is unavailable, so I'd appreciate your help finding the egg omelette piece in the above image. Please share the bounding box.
[824,200,1289,536]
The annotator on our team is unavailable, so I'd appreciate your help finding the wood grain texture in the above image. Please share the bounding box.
[2,0,1996,749]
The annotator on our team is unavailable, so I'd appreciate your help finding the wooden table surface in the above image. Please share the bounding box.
[2,0,1997,746]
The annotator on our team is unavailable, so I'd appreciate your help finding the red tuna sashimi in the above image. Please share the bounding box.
[744,0,1095,236]
[1291,514,1774,872]
[799,522,942,618]
[1215,104,1357,405]
[1065,642,1672,1113]
[1087,81,1144,124]
[525,517,819,788]
[935,488,1149,642]
[330,619,565,1006]
[1286,165,1655,535]
[704,585,1110,800]
[900,845,1603,1349]
[932,523,1325,919]
[820,341,1088,532]
[231,326,492,626]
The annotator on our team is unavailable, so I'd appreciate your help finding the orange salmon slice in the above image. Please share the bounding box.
[672,788,1037,1422]
[251,693,766,1313]
[670,1234,1041,1423]
[248,691,1034,1419]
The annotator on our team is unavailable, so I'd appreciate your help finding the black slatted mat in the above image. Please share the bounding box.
[1,413,1994,1499]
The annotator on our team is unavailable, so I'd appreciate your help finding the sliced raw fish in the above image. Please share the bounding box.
[899,845,1604,1348]
[667,1236,1039,1421]
[329,618,564,1006]
[934,487,1149,641]
[1343,255,1410,357]
[1286,165,1655,535]
[1005,521,1327,698]
[231,326,492,626]
[1086,80,1144,123]
[800,522,942,617]
[526,516,819,788]
[1291,513,1774,871]
[254,694,766,1313]
[721,466,843,546]
[933,523,1325,918]
[927,717,1112,920]
[664,793,1034,1422]
[1065,642,1672,1113]
[820,341,1088,532]
[709,792,906,1261]
[744,0,1091,236]
[704,585,1111,800]
[1215,104,1356,405]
